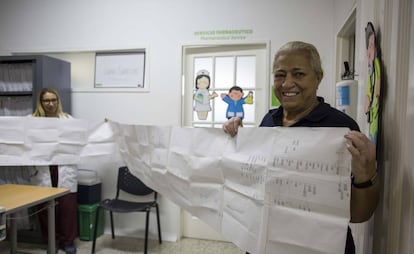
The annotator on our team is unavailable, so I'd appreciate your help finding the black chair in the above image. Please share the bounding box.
[91,166,162,254]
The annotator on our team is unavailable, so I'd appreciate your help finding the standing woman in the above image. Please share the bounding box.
[224,41,379,254]
[31,88,77,254]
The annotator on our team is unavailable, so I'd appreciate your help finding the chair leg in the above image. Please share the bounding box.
[91,206,101,254]
[144,210,150,254]
[110,211,115,239]
[155,204,162,243]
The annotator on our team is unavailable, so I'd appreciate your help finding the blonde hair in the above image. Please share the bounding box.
[32,88,67,117]
[273,41,324,81]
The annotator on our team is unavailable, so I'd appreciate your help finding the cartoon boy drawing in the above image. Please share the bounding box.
[193,70,218,120]
[365,22,381,144]
[221,86,253,120]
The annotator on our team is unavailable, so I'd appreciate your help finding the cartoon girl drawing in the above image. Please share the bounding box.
[365,22,381,144]
[193,70,217,120]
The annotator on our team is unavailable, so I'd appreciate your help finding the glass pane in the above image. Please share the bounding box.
[190,50,260,129]
[214,123,223,129]
[194,57,212,79]
[215,57,234,88]
[194,123,213,128]
[214,94,231,122]
[236,56,256,89]
[243,103,255,122]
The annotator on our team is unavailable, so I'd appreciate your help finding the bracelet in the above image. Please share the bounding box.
[352,171,378,189]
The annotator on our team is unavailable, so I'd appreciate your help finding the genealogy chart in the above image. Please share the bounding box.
[0,117,351,254]
[110,122,351,254]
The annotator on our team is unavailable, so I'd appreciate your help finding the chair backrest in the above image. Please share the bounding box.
[116,167,156,199]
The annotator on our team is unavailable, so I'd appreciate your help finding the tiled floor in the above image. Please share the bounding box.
[0,235,245,254]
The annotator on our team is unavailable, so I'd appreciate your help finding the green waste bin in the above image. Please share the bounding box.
[78,203,104,241]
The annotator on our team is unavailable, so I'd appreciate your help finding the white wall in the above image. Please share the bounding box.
[0,0,338,125]
[401,2,414,252]
[345,0,414,254]
[0,0,350,243]
[333,0,357,30]
[373,0,413,253]
[332,1,377,253]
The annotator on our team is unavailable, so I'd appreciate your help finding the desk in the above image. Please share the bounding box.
[0,184,69,254]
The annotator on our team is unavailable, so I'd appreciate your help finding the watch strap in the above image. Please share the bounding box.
[352,171,378,189]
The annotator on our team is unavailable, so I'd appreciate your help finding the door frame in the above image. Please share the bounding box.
[181,41,271,128]
[180,41,270,240]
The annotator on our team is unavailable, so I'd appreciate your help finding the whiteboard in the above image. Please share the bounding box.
[94,52,145,88]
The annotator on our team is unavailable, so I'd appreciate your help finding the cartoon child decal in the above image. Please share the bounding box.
[221,86,253,120]
[365,22,381,144]
[193,70,218,120]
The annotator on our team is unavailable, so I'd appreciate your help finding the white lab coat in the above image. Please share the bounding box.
[30,164,78,193]
[29,114,78,193]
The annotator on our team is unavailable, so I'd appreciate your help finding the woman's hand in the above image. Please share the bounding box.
[222,117,243,137]
[344,130,376,183]
[345,130,379,222]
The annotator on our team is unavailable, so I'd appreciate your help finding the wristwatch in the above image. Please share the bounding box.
[352,171,378,189]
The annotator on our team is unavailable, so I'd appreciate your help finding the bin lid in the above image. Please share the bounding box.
[77,169,101,185]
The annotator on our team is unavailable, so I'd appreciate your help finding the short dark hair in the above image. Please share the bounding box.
[228,85,243,93]
[195,74,211,89]
[365,22,376,49]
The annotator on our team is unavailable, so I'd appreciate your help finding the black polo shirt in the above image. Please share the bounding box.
[259,96,358,254]
[260,97,360,131]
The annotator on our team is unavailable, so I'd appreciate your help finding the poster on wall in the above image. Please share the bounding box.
[271,89,281,108]
[94,51,146,89]
[364,22,382,145]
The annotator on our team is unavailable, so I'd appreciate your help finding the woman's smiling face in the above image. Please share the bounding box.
[272,52,321,115]
[41,92,59,116]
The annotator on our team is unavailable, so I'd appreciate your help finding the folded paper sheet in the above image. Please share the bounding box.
[110,122,351,254]
[0,117,88,165]
[0,117,351,254]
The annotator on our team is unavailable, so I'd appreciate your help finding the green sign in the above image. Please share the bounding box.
[194,29,253,40]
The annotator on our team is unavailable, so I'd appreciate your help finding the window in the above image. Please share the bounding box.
[182,43,269,129]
